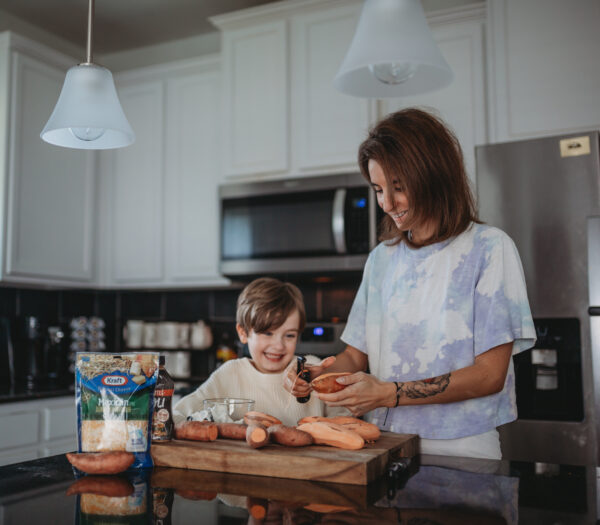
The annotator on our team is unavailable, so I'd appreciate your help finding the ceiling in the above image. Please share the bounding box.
[0,0,282,54]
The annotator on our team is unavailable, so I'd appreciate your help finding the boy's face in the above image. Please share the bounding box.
[236,309,301,374]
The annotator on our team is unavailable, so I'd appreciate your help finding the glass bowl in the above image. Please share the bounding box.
[203,398,255,423]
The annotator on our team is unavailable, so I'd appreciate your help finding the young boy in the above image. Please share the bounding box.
[173,277,342,427]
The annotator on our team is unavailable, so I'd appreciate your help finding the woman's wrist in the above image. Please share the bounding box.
[384,381,397,408]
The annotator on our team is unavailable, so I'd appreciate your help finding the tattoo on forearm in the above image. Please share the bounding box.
[397,373,451,400]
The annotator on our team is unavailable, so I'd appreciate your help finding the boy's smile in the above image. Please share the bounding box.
[236,309,301,374]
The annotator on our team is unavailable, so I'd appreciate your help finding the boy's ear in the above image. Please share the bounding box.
[236,323,248,343]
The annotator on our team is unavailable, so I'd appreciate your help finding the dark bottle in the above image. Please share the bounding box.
[152,356,175,442]
[296,356,311,403]
[152,486,174,525]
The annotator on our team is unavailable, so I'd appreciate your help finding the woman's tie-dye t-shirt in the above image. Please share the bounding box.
[341,223,536,439]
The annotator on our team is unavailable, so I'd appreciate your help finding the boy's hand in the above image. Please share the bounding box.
[284,356,336,397]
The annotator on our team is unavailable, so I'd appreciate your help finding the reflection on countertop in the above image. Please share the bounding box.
[0,383,75,404]
[0,453,595,524]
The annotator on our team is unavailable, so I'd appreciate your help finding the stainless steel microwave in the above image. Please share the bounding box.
[219,173,380,276]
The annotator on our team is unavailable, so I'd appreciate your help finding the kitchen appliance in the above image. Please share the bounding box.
[219,173,381,276]
[476,131,600,466]
[296,322,347,357]
[0,317,16,387]
[14,316,44,390]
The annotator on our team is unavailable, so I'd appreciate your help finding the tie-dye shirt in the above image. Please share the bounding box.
[341,223,536,439]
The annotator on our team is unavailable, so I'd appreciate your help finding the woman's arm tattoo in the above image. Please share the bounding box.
[397,373,451,399]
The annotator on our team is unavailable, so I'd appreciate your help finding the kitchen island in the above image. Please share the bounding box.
[0,452,596,524]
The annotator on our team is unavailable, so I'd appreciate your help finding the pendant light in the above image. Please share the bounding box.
[334,0,453,98]
[40,0,134,149]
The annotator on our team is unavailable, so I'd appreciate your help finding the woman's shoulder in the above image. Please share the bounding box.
[462,222,516,249]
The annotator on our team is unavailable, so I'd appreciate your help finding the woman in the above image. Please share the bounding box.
[287,108,536,459]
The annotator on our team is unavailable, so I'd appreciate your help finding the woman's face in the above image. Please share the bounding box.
[368,158,410,231]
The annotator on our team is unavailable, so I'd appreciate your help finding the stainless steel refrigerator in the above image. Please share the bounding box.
[476,132,599,466]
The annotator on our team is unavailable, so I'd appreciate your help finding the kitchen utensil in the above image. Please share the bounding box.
[176,323,190,349]
[158,322,178,349]
[143,323,158,348]
[152,431,419,485]
[202,398,255,423]
[190,320,212,350]
[164,351,191,378]
[124,320,144,348]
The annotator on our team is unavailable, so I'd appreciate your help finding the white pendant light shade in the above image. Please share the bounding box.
[334,0,453,98]
[41,63,134,149]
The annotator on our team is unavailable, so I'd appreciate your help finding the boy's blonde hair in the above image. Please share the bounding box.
[236,277,306,334]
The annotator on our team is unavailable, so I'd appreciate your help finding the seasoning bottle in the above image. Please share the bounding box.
[152,356,174,442]
[296,356,311,403]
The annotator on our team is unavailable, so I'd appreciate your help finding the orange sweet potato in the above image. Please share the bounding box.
[66,476,134,497]
[247,497,268,519]
[175,421,218,442]
[297,416,381,442]
[216,422,248,440]
[176,489,217,501]
[267,424,314,447]
[244,411,282,428]
[66,452,135,475]
[311,372,351,393]
[246,423,270,448]
[296,421,364,450]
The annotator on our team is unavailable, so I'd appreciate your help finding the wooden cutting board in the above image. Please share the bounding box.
[151,431,418,485]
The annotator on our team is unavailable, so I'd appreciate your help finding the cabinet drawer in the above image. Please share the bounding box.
[1,412,39,449]
[43,404,76,441]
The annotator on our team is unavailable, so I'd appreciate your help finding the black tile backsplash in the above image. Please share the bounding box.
[0,277,360,387]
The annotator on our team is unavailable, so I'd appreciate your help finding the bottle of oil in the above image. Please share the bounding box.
[152,356,174,442]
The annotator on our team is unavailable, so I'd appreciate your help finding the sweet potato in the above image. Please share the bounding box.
[66,476,134,497]
[247,497,268,519]
[338,421,381,442]
[296,421,364,450]
[246,423,270,448]
[66,451,135,474]
[244,411,282,428]
[297,416,381,442]
[267,424,314,447]
[176,489,217,501]
[311,372,351,393]
[175,421,218,442]
[216,422,248,440]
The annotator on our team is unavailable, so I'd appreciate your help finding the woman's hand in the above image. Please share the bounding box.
[284,356,336,398]
[315,372,395,417]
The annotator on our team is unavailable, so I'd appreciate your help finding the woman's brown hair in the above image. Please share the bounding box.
[236,277,306,334]
[358,108,479,247]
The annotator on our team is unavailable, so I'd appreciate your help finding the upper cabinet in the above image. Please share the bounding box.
[211,0,375,181]
[0,33,95,287]
[380,6,487,184]
[487,0,600,141]
[97,57,229,288]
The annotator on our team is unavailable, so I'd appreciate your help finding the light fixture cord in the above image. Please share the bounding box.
[86,0,94,64]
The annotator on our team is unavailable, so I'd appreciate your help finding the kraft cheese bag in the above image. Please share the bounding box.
[75,352,159,469]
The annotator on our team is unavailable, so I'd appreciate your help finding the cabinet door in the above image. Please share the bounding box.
[109,81,165,283]
[222,20,288,177]
[291,4,373,173]
[380,14,486,185]
[164,67,228,283]
[6,52,94,283]
[487,0,600,141]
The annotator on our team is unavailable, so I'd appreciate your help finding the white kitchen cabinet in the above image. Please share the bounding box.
[220,20,288,177]
[0,396,76,467]
[379,6,487,185]
[99,57,229,288]
[487,0,600,141]
[290,2,374,174]
[211,0,373,181]
[0,32,95,287]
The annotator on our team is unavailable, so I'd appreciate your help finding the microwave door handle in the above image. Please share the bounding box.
[332,189,347,254]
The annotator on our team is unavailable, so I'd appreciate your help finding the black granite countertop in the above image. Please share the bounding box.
[0,453,596,523]
[0,384,75,404]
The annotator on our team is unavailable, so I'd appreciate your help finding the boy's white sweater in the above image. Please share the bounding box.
[173,356,347,427]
